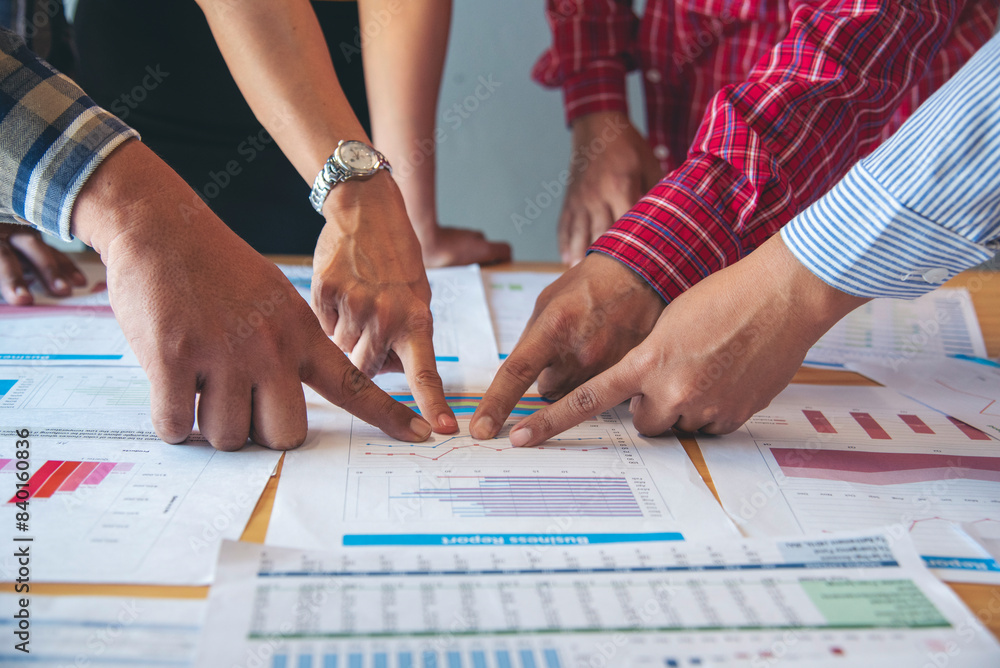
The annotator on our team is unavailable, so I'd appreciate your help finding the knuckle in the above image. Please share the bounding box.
[339,364,371,399]
[406,307,434,335]
[500,355,539,387]
[152,416,192,443]
[411,367,444,391]
[568,384,601,417]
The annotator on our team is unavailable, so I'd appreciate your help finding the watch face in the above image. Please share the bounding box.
[337,141,377,172]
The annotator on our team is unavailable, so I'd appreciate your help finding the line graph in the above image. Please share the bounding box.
[354,421,632,468]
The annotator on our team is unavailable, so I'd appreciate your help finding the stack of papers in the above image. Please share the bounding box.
[5,261,1000,666]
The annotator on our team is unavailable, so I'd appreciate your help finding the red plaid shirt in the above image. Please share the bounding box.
[533,0,999,301]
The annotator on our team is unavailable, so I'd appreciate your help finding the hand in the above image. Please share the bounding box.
[559,111,663,266]
[505,235,870,445]
[0,224,86,304]
[469,252,664,439]
[72,140,434,450]
[312,172,458,434]
[418,225,512,268]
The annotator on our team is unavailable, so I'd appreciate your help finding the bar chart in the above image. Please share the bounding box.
[347,470,661,521]
[270,647,562,668]
[4,459,133,502]
[0,436,280,583]
[700,386,1000,582]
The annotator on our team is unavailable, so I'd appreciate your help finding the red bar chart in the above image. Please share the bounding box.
[899,414,935,435]
[5,459,134,502]
[947,416,992,441]
[803,410,837,433]
[850,412,892,440]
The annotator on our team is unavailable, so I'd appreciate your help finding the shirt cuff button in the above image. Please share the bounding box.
[921,267,949,284]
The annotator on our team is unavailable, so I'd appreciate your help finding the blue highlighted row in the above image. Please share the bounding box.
[0,354,123,360]
[923,555,1000,572]
[342,532,684,547]
[273,649,559,668]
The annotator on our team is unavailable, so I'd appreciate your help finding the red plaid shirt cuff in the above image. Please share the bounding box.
[558,60,630,127]
[588,181,745,303]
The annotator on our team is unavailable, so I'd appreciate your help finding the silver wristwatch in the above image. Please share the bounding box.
[308,140,392,213]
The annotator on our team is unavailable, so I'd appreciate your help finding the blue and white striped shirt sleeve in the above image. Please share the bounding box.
[780,31,1000,300]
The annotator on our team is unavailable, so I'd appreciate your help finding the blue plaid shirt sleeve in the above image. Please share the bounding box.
[0,27,138,241]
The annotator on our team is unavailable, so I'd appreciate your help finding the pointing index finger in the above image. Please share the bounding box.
[508,357,640,448]
[303,334,432,442]
[470,332,553,440]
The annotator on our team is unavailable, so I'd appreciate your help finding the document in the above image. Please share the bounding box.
[484,271,558,359]
[804,288,986,368]
[850,355,1000,440]
[0,366,151,414]
[279,264,501,391]
[0,594,203,666]
[699,385,1000,583]
[0,306,139,366]
[267,392,737,549]
[198,531,1000,667]
[0,427,280,584]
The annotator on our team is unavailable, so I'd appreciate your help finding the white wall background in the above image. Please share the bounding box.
[434,0,646,261]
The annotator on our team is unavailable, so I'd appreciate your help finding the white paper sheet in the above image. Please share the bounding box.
[0,428,279,584]
[804,288,987,368]
[0,594,203,666]
[198,531,1000,667]
[267,392,736,549]
[483,271,559,359]
[699,384,1000,583]
[850,355,1000,440]
[0,305,139,366]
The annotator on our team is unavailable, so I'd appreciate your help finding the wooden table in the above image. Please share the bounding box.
[9,261,1000,640]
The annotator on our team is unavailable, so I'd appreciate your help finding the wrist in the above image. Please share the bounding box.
[754,235,869,340]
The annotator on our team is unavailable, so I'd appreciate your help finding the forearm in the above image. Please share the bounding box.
[782,32,1000,299]
[195,0,369,183]
[593,0,973,302]
[360,0,451,234]
[0,28,137,241]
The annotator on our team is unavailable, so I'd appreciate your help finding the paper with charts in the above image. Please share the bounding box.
[803,288,986,368]
[267,392,736,549]
[197,532,1000,667]
[279,263,501,391]
[484,271,558,359]
[699,384,1000,583]
[850,355,1000,440]
[0,366,280,584]
[0,305,139,366]
[0,594,203,666]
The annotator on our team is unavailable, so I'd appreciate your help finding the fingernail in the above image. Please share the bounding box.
[629,396,639,413]
[14,285,29,298]
[53,278,68,291]
[438,414,458,431]
[474,416,496,439]
[509,425,532,447]
[410,417,432,440]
